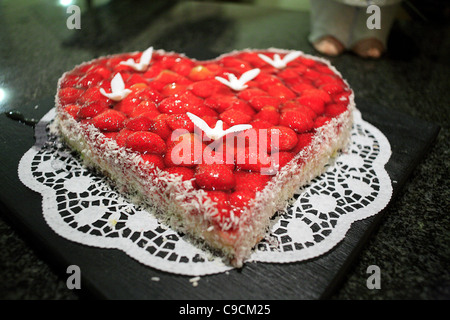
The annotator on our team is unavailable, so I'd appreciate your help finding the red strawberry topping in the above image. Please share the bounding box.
[230,190,255,212]
[194,164,236,191]
[57,48,352,228]
[58,87,84,105]
[77,101,109,119]
[91,109,127,132]
[279,109,314,133]
[267,126,298,152]
[125,131,167,155]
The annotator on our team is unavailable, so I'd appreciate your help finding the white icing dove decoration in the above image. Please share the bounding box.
[186,112,252,140]
[215,68,260,91]
[100,73,132,101]
[258,51,302,69]
[119,46,153,72]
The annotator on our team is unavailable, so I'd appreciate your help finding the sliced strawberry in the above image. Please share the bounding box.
[164,167,196,188]
[234,171,270,192]
[299,57,317,67]
[320,82,345,95]
[114,129,134,147]
[171,58,195,76]
[126,74,147,86]
[167,132,197,146]
[205,191,231,217]
[125,115,154,131]
[255,73,283,91]
[190,79,219,98]
[254,106,280,125]
[77,101,109,119]
[296,95,325,115]
[164,133,205,167]
[77,72,104,89]
[130,100,160,118]
[203,140,236,170]
[114,86,156,115]
[237,87,267,101]
[188,65,215,81]
[267,126,298,152]
[64,104,80,118]
[290,82,315,95]
[279,109,314,133]
[91,109,127,132]
[229,190,255,212]
[237,52,268,68]
[314,116,331,128]
[125,131,167,154]
[154,69,190,85]
[267,83,296,102]
[277,68,300,81]
[166,114,195,132]
[59,74,81,88]
[315,61,334,72]
[112,62,133,74]
[281,100,317,120]
[290,64,308,75]
[105,55,127,70]
[314,75,339,87]
[194,164,236,191]
[325,103,347,117]
[303,68,321,81]
[250,119,273,130]
[140,87,164,104]
[291,132,314,153]
[235,146,272,173]
[332,90,352,104]
[164,166,195,179]
[219,109,253,126]
[221,56,252,72]
[143,63,164,78]
[102,131,118,141]
[300,88,331,104]
[200,115,219,128]
[148,115,172,140]
[159,55,180,68]
[58,87,84,105]
[248,95,281,111]
[160,82,188,97]
[269,151,295,172]
[79,86,111,106]
[226,100,256,116]
[204,95,245,114]
[185,104,218,118]
[140,154,165,173]
[89,65,112,80]
[158,95,187,114]
[158,91,203,114]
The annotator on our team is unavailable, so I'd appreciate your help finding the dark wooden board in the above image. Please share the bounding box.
[0,96,440,300]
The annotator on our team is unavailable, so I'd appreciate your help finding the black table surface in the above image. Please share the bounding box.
[0,0,449,300]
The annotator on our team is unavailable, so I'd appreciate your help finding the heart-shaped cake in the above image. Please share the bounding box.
[54,47,354,267]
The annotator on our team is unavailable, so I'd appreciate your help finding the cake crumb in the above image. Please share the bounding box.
[189,276,201,287]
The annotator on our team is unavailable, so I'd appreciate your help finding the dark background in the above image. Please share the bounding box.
[0,0,449,299]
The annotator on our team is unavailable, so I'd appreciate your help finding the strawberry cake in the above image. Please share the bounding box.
[54,47,354,267]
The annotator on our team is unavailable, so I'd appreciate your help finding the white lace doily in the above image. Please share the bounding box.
[18,108,392,276]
